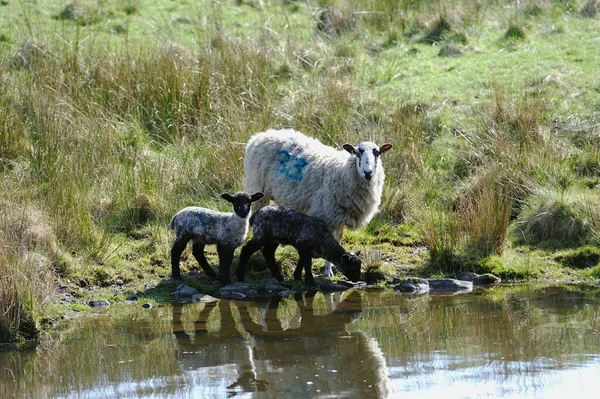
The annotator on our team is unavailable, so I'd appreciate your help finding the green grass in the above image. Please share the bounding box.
[2,0,600,343]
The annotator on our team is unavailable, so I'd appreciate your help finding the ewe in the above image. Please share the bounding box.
[244,129,391,277]
[170,191,263,283]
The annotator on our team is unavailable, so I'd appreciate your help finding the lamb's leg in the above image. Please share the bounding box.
[262,243,283,282]
[323,228,344,277]
[171,238,189,279]
[237,240,263,282]
[192,242,218,279]
[298,250,315,286]
[217,244,235,285]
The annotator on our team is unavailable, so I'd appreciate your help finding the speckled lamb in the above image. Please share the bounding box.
[244,129,391,277]
[170,192,263,284]
[236,205,362,285]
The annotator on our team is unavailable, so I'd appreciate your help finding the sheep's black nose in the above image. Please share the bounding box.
[364,171,372,180]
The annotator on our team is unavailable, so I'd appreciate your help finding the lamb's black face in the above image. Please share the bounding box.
[221,192,264,218]
[338,251,362,282]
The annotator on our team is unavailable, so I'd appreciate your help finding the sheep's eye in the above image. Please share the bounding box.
[358,148,364,154]
[373,149,380,156]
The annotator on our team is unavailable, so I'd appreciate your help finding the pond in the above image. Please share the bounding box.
[2,284,600,398]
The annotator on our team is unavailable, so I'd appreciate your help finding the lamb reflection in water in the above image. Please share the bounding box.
[171,290,389,398]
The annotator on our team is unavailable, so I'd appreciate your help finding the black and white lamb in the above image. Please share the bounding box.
[170,191,264,284]
[236,205,362,285]
[244,128,392,278]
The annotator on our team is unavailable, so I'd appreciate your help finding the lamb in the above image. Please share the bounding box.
[169,191,264,284]
[244,129,392,277]
[236,205,362,285]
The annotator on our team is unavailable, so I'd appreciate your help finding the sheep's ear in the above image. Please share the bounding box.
[221,193,234,203]
[343,144,355,154]
[354,250,362,257]
[251,192,264,202]
[379,144,392,154]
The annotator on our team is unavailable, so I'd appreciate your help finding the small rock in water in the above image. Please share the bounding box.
[264,282,287,295]
[191,294,219,303]
[457,272,501,285]
[393,277,430,294]
[278,289,297,297]
[428,278,473,293]
[337,280,367,288]
[218,282,256,298]
[316,279,349,292]
[141,303,152,309]
[171,284,201,303]
[88,299,111,308]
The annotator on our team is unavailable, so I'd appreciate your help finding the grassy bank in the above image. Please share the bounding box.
[1,0,600,343]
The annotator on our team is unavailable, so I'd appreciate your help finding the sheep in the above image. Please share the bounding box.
[236,205,362,285]
[244,129,392,277]
[170,191,264,284]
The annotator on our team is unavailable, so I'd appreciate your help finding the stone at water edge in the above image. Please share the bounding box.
[427,278,473,293]
[315,279,349,292]
[393,277,430,294]
[191,294,219,303]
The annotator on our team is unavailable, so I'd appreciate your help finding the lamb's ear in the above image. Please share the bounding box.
[354,250,362,257]
[343,144,355,154]
[221,193,234,203]
[379,144,393,155]
[251,192,264,202]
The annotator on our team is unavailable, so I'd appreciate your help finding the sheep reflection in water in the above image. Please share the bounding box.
[170,291,389,398]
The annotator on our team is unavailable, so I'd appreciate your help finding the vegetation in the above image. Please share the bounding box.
[1,0,600,343]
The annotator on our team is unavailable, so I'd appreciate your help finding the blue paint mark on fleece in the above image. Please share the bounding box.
[277,150,308,181]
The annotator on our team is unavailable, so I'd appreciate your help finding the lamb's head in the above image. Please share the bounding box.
[336,250,362,282]
[221,192,264,218]
[343,142,393,182]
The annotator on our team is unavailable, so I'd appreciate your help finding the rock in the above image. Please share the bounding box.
[218,282,257,299]
[264,282,288,295]
[141,303,152,309]
[278,290,297,297]
[472,273,501,285]
[337,280,367,288]
[315,279,349,292]
[191,294,219,303]
[428,278,473,293]
[220,291,246,300]
[457,272,501,285]
[88,299,110,308]
[171,284,201,303]
[393,277,430,294]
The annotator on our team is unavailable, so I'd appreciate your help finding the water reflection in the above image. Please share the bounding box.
[171,291,388,398]
[2,285,600,398]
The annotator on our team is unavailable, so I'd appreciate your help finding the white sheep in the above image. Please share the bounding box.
[244,129,392,277]
[236,205,362,285]
[170,191,263,284]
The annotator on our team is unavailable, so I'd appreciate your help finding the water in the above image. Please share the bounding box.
[2,285,600,398]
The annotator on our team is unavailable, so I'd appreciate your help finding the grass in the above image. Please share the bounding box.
[1,0,600,343]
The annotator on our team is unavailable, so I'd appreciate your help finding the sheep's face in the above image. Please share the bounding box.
[221,192,264,218]
[344,142,393,182]
[337,251,362,282]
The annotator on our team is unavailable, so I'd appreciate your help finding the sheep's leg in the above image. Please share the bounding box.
[298,250,315,286]
[217,244,235,285]
[323,228,344,277]
[262,243,283,282]
[192,242,217,280]
[171,238,189,279]
[237,240,263,282]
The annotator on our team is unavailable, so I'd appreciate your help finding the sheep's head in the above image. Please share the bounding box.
[343,142,392,182]
[221,192,264,218]
[337,250,362,282]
